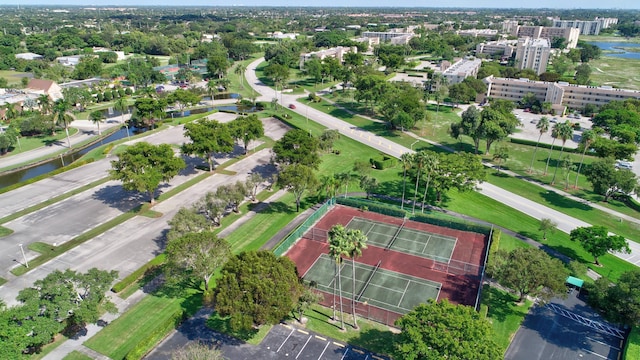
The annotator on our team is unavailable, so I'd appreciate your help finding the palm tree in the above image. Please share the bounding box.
[3,103,18,121]
[89,110,106,135]
[234,64,247,88]
[328,225,350,330]
[320,174,339,199]
[52,99,74,148]
[37,94,52,115]
[420,152,439,213]
[400,152,414,210]
[544,124,560,175]
[551,121,574,184]
[345,229,367,330]
[573,129,597,189]
[207,79,217,101]
[336,172,353,198]
[528,117,550,174]
[412,151,426,214]
[114,97,129,125]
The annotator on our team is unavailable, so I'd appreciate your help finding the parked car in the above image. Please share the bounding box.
[289,104,296,109]
[550,118,558,123]
[616,160,633,170]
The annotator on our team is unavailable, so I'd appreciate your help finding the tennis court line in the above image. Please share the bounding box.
[396,280,412,307]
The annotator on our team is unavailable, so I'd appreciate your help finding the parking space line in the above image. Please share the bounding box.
[297,329,309,335]
[582,348,611,360]
[586,336,620,350]
[276,328,295,353]
[340,346,350,360]
[295,336,312,359]
[317,341,331,360]
[315,335,326,341]
[334,342,344,347]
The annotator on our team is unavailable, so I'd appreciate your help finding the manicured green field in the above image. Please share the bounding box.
[623,326,640,360]
[481,285,533,353]
[589,56,640,90]
[0,70,30,85]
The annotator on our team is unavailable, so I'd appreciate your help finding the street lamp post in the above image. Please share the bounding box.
[18,243,28,268]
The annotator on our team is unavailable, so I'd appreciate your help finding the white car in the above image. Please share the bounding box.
[616,160,633,170]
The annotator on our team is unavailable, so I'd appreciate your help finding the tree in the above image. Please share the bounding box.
[182,120,234,172]
[52,99,74,148]
[450,105,482,154]
[419,151,439,212]
[167,207,210,241]
[109,142,186,205]
[272,129,321,169]
[588,270,640,326]
[480,106,519,155]
[400,152,413,210]
[216,182,247,213]
[319,129,340,153]
[264,62,290,93]
[215,251,303,332]
[574,129,597,189]
[585,158,639,202]
[229,114,264,154]
[430,152,486,203]
[528,116,550,173]
[539,218,557,240]
[234,63,247,88]
[196,191,227,227]
[277,164,319,212]
[89,110,106,135]
[171,341,225,360]
[551,121,574,184]
[114,97,129,125]
[570,226,630,266]
[359,175,378,199]
[245,172,265,201]
[168,89,201,115]
[488,248,568,303]
[492,145,509,173]
[393,299,501,360]
[206,51,229,79]
[165,232,231,292]
[296,287,323,321]
[345,228,368,329]
[544,123,560,175]
[328,225,350,330]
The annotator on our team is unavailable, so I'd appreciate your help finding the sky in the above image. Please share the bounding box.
[2,0,639,9]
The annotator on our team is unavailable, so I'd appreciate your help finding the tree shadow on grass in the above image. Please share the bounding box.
[259,200,293,215]
[540,190,592,211]
[483,285,521,323]
[350,328,395,358]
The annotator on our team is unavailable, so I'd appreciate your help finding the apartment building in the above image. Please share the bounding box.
[442,58,483,85]
[515,37,551,75]
[513,26,580,48]
[476,40,517,57]
[362,30,412,42]
[299,46,357,69]
[456,29,499,39]
[552,17,618,36]
[484,76,640,110]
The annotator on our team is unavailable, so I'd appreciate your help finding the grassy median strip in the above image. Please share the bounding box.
[0,226,14,237]
[0,177,111,225]
[62,351,93,360]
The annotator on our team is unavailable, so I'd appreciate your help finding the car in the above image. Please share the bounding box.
[616,160,633,170]
[550,118,558,123]
[530,119,538,124]
[288,104,296,109]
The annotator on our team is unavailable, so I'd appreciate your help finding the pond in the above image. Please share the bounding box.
[587,41,640,60]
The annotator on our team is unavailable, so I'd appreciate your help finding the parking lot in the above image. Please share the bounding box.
[510,109,592,149]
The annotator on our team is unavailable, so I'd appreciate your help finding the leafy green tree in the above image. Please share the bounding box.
[182,120,234,172]
[263,62,290,92]
[430,152,486,203]
[539,218,557,240]
[588,270,640,326]
[206,51,229,79]
[89,110,106,135]
[277,164,319,212]
[168,89,201,115]
[488,247,568,303]
[272,129,321,169]
[451,105,482,153]
[319,129,340,153]
[229,114,264,154]
[492,145,509,173]
[570,226,630,266]
[528,116,550,173]
[480,106,519,155]
[109,142,186,205]
[167,207,210,241]
[216,181,247,213]
[359,175,378,199]
[379,83,425,130]
[585,158,639,202]
[296,287,323,321]
[394,299,501,360]
[165,232,231,292]
[215,251,303,332]
[551,121,575,184]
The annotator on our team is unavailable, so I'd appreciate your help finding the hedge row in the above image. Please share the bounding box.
[111,254,166,293]
[336,197,406,218]
[409,213,492,235]
[124,308,186,360]
[370,155,396,170]
[509,138,579,153]
[489,229,502,257]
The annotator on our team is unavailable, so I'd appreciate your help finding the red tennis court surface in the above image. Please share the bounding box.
[285,205,488,325]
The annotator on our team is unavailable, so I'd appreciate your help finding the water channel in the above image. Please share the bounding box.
[587,41,640,60]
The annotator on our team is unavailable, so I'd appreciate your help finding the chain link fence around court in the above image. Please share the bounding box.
[315,290,403,328]
[273,198,335,256]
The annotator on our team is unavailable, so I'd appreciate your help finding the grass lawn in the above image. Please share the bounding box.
[0,127,79,165]
[589,56,640,91]
[0,226,14,237]
[0,70,30,85]
[295,304,396,356]
[62,351,93,360]
[84,287,202,360]
[498,232,532,252]
[624,326,640,360]
[206,312,273,345]
[481,285,533,354]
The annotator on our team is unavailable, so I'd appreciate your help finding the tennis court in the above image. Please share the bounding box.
[346,217,457,263]
[303,254,441,315]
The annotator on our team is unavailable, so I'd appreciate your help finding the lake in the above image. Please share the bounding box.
[587,41,640,60]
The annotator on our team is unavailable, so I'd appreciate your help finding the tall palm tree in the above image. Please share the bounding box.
[37,94,52,115]
[400,152,414,210]
[544,124,560,176]
[420,152,440,213]
[551,121,574,184]
[328,225,350,330]
[207,79,217,101]
[89,110,106,135]
[412,151,426,214]
[345,229,367,330]
[234,64,247,88]
[52,99,74,148]
[528,117,550,174]
[574,129,597,189]
[320,174,339,199]
[114,97,129,124]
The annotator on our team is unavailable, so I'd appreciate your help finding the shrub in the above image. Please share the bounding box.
[336,197,406,218]
[369,154,396,170]
[410,213,491,234]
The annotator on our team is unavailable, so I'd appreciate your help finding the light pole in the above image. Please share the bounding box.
[18,243,28,268]
[410,140,419,151]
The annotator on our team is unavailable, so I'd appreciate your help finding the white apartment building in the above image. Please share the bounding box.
[552,18,617,36]
[515,37,551,75]
[512,26,580,49]
[484,76,640,111]
[362,31,413,42]
[476,40,517,57]
[299,46,357,69]
[456,29,499,39]
[442,58,483,85]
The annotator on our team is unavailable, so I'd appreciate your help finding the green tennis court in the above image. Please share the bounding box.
[346,217,457,263]
[303,254,441,314]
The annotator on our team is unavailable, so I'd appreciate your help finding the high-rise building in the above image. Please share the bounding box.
[515,37,551,75]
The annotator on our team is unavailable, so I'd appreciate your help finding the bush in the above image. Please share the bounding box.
[410,213,491,234]
[336,197,406,218]
[489,229,501,256]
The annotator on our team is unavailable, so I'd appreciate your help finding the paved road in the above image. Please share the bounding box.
[246,57,640,266]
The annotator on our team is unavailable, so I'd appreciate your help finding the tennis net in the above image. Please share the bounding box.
[357,260,382,301]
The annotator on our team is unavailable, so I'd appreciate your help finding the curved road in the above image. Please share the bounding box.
[245,57,640,266]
